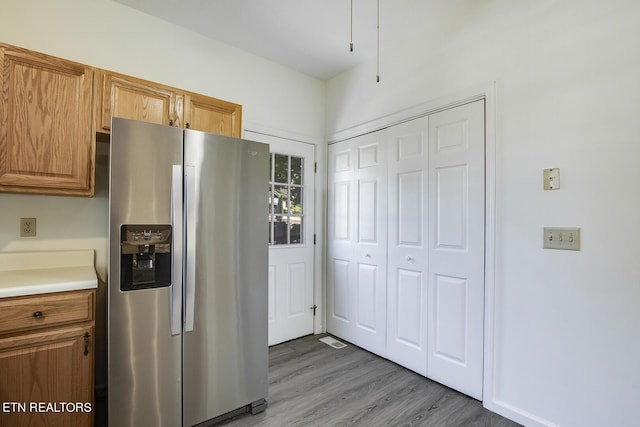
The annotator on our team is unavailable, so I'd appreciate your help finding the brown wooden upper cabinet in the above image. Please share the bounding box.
[0,42,243,196]
[184,93,242,137]
[98,71,242,138]
[0,44,95,196]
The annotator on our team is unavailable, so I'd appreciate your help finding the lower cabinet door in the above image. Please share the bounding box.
[0,324,94,427]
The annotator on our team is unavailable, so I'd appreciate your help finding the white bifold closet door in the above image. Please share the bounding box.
[386,116,429,375]
[327,100,484,400]
[326,141,354,343]
[427,101,485,400]
[327,131,387,356]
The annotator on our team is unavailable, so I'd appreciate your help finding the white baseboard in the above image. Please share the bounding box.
[484,398,560,427]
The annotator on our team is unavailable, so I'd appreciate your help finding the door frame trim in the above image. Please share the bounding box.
[325,82,498,411]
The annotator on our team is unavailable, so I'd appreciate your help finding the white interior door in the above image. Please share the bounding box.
[427,100,485,399]
[247,132,315,346]
[386,116,429,375]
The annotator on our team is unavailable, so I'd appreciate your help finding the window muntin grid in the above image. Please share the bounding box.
[268,153,304,245]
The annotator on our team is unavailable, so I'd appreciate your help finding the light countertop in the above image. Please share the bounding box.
[0,250,98,298]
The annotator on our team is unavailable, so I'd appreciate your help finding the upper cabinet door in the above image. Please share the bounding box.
[183,93,242,137]
[98,72,180,132]
[98,72,242,138]
[0,45,95,196]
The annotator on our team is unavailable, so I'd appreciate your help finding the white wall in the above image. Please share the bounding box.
[326,1,640,426]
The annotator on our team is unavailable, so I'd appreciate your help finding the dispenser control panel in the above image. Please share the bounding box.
[120,224,172,291]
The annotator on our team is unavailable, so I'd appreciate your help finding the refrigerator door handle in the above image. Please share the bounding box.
[185,165,196,332]
[170,165,183,336]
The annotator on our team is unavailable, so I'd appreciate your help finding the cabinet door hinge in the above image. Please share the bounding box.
[314,162,317,173]
[313,234,316,245]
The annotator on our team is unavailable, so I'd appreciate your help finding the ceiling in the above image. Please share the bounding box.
[113,0,473,81]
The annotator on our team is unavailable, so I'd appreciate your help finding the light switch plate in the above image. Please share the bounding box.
[543,168,560,190]
[543,227,580,250]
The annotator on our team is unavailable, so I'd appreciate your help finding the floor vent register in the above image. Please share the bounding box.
[319,336,347,349]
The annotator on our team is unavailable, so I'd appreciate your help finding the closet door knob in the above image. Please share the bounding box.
[405,255,414,262]
[364,253,371,258]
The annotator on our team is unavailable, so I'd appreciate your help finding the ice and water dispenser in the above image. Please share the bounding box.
[120,225,172,291]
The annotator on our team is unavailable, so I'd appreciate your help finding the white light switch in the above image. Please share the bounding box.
[543,227,580,250]
[543,168,560,190]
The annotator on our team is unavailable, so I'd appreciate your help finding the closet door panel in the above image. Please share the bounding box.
[395,268,423,346]
[433,275,468,362]
[330,258,351,321]
[355,263,378,331]
[327,142,356,342]
[435,165,468,248]
[427,100,485,400]
[333,181,352,241]
[398,171,422,245]
[386,117,429,375]
[351,132,387,355]
[357,178,379,243]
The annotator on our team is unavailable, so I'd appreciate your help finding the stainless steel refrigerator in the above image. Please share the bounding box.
[108,118,269,427]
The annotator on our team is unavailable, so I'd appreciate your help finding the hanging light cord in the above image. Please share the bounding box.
[349,0,381,82]
[350,0,354,52]
[376,0,380,82]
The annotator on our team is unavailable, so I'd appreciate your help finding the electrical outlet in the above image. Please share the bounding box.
[20,217,36,237]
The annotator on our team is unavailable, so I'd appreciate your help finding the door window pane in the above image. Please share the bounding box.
[290,186,302,214]
[273,215,288,245]
[290,217,302,244]
[268,153,306,245]
[274,154,289,183]
[291,157,303,185]
[273,185,289,214]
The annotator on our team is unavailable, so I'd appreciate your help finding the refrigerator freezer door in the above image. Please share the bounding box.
[108,118,183,427]
[182,130,269,425]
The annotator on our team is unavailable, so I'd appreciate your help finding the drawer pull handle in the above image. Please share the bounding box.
[32,311,43,319]
[83,332,90,356]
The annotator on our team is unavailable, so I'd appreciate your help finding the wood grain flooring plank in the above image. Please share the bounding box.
[222,335,521,427]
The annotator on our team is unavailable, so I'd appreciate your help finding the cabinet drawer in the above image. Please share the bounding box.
[0,289,94,335]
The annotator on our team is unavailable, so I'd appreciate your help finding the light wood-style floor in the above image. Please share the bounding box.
[221,334,520,427]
